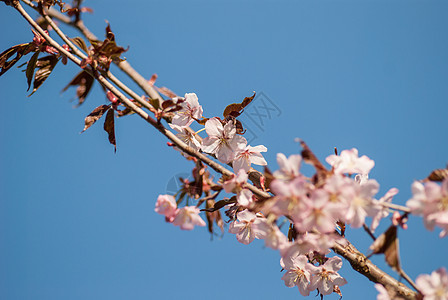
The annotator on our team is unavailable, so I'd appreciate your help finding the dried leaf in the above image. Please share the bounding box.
[426,168,448,182]
[157,86,178,98]
[82,105,110,133]
[205,199,224,236]
[103,109,116,151]
[300,140,330,186]
[223,92,256,118]
[29,55,59,96]
[148,74,157,86]
[70,37,89,53]
[0,43,34,77]
[26,51,40,91]
[62,70,94,106]
[368,225,401,271]
[201,198,237,212]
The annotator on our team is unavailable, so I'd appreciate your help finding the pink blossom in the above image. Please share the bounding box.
[171,93,203,127]
[273,153,302,181]
[253,220,289,250]
[232,144,268,173]
[346,179,379,228]
[169,124,202,155]
[416,267,448,300]
[202,118,247,164]
[222,170,253,207]
[375,284,391,300]
[155,194,178,222]
[309,256,347,296]
[369,188,399,232]
[407,178,448,238]
[323,174,354,222]
[172,206,206,230]
[267,177,308,218]
[299,189,338,233]
[326,148,375,175]
[228,210,265,244]
[280,254,314,296]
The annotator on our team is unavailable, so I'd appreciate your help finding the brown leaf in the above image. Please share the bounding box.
[0,43,34,77]
[157,86,178,99]
[103,109,116,152]
[205,199,224,236]
[368,225,401,271]
[426,168,448,182]
[70,37,89,53]
[201,198,237,212]
[82,105,110,133]
[223,92,256,118]
[26,52,40,91]
[300,140,330,186]
[62,70,94,106]
[148,74,157,86]
[28,55,59,96]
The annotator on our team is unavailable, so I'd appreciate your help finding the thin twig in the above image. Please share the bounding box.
[381,202,411,213]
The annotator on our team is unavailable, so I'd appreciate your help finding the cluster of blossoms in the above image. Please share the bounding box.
[168,93,268,172]
[154,92,447,298]
[406,177,448,238]
[154,194,205,230]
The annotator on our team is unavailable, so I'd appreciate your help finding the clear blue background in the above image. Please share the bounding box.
[1,0,447,299]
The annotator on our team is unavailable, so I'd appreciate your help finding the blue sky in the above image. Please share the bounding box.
[1,0,447,299]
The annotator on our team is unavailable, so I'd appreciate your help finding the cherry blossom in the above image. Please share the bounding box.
[416,267,448,300]
[326,148,375,175]
[232,143,268,173]
[407,178,448,238]
[202,118,247,164]
[280,254,314,296]
[300,189,338,233]
[346,179,380,228]
[309,256,348,296]
[228,210,265,245]
[172,206,206,230]
[155,194,178,222]
[375,284,391,300]
[171,93,203,128]
[267,177,309,218]
[222,170,254,207]
[169,124,202,155]
[323,174,355,222]
[252,220,289,250]
[273,153,302,181]
[369,187,399,232]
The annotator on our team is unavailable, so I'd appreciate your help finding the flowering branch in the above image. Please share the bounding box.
[2,1,447,299]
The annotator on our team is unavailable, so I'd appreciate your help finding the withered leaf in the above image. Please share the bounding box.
[201,198,237,212]
[26,51,40,91]
[157,86,178,99]
[426,168,448,182]
[205,199,224,236]
[300,140,330,186]
[0,43,34,77]
[103,108,116,152]
[223,92,256,118]
[62,70,94,106]
[70,37,89,53]
[29,55,59,96]
[368,225,401,271]
[82,105,110,133]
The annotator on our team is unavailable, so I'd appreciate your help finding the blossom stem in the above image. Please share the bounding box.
[380,202,411,213]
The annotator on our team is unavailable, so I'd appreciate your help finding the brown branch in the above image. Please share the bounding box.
[332,240,418,300]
